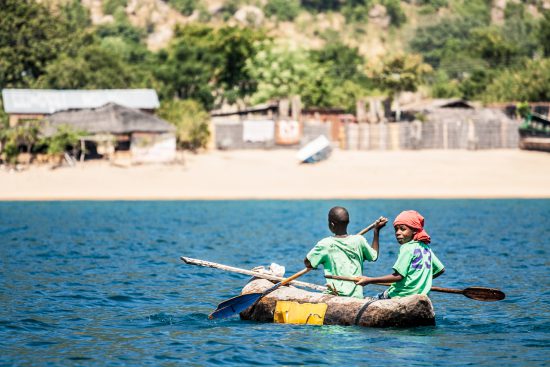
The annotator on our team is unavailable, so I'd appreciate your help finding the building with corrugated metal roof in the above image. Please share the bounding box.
[0,89,177,163]
[1,89,160,127]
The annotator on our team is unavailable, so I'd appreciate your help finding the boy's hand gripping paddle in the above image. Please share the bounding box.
[208,220,380,319]
[325,275,506,302]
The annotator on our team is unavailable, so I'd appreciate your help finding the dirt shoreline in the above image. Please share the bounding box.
[1,149,549,200]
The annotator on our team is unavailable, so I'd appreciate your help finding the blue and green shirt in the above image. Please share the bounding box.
[387,240,444,298]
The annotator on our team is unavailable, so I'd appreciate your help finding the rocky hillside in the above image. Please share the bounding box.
[77,0,549,57]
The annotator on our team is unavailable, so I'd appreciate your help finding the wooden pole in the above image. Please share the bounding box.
[180,256,327,292]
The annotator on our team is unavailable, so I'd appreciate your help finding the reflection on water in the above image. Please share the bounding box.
[0,200,549,366]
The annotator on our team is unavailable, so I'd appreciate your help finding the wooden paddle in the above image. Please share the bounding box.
[207,220,382,319]
[209,268,312,319]
[325,275,505,302]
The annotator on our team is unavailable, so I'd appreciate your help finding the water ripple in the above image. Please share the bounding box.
[0,200,548,366]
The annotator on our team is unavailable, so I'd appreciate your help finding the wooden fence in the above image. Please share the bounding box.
[346,110,520,150]
[213,109,520,150]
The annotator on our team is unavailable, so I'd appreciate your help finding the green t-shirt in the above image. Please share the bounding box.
[387,240,444,298]
[306,234,378,298]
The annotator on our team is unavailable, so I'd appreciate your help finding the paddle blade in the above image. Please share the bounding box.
[217,293,254,310]
[463,287,506,302]
[208,293,261,319]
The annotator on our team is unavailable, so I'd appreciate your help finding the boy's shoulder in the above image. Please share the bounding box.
[318,234,363,245]
[317,236,334,246]
[401,240,421,249]
[402,240,432,250]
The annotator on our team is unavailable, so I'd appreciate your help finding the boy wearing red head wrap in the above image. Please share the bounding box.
[356,210,445,299]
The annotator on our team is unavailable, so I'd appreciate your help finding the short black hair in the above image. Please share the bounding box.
[328,206,349,225]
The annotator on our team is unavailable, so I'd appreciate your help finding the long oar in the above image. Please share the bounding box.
[180,256,326,291]
[325,275,505,302]
[207,220,380,319]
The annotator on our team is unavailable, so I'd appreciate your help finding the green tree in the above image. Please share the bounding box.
[483,58,550,102]
[539,11,550,57]
[416,0,448,7]
[103,0,127,15]
[154,25,219,108]
[374,53,432,120]
[158,99,210,151]
[245,42,314,104]
[429,70,460,98]
[93,9,157,88]
[211,26,266,104]
[416,0,448,13]
[469,27,521,67]
[307,41,372,110]
[0,129,19,164]
[61,0,91,29]
[167,0,199,15]
[95,8,145,44]
[246,41,372,110]
[218,0,241,20]
[383,0,406,27]
[0,122,41,164]
[458,68,495,100]
[35,44,137,89]
[0,100,8,128]
[297,66,335,108]
[264,0,301,21]
[410,0,491,68]
[375,53,432,97]
[300,0,340,12]
[302,77,369,112]
[501,4,539,60]
[156,24,263,108]
[310,41,366,82]
[0,0,85,88]
[341,0,372,22]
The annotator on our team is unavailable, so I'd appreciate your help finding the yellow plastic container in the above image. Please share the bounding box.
[273,301,328,325]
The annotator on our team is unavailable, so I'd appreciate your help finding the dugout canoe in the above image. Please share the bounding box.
[239,279,436,328]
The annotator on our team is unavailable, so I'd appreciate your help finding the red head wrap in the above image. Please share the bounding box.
[393,210,431,244]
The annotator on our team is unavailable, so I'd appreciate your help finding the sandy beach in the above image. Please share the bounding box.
[1,149,549,200]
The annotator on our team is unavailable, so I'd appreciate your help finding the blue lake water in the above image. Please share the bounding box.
[0,200,549,366]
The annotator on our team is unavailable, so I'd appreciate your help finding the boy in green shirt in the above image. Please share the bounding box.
[356,210,445,299]
[304,206,388,298]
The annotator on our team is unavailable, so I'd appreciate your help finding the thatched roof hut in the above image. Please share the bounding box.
[43,103,175,136]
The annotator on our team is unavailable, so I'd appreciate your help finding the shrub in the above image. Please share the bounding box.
[0,121,41,164]
[158,99,210,151]
[43,125,84,156]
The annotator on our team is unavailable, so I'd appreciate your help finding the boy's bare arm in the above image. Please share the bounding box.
[370,216,388,256]
[355,272,403,286]
[304,257,314,269]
